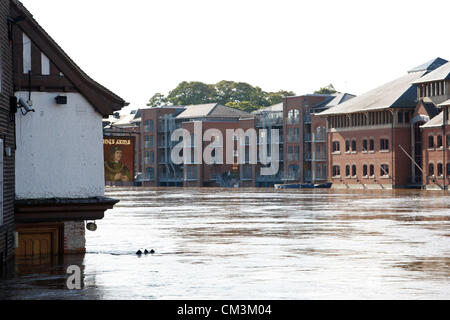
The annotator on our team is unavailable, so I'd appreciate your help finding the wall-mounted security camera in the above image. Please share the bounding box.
[18,97,35,115]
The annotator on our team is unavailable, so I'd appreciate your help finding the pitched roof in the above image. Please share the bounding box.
[408,57,448,74]
[412,61,450,84]
[320,71,426,116]
[176,103,251,119]
[420,111,444,128]
[252,103,283,114]
[11,0,127,116]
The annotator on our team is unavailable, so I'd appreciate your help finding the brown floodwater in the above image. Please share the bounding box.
[1,187,450,299]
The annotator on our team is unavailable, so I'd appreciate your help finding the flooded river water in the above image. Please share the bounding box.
[1,188,450,299]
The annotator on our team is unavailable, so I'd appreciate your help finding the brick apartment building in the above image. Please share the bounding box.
[116,93,352,188]
[0,0,16,269]
[320,58,448,189]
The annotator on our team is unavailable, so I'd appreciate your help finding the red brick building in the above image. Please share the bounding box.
[320,58,448,189]
[411,61,450,190]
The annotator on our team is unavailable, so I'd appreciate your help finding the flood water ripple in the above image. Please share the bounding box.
[1,188,449,299]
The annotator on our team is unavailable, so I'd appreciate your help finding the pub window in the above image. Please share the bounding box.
[351,139,357,152]
[369,165,374,177]
[380,139,389,151]
[429,163,435,176]
[437,163,443,176]
[380,164,389,176]
[398,111,403,124]
[437,135,443,148]
[363,165,368,177]
[23,33,32,74]
[369,139,374,151]
[333,165,341,177]
[352,165,357,177]
[345,165,350,177]
[428,135,434,148]
[345,139,350,152]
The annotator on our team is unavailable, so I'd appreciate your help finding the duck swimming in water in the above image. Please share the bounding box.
[136,250,143,255]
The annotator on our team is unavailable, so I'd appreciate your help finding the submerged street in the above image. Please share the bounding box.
[1,188,450,299]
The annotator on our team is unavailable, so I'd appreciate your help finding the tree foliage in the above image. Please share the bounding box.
[314,84,337,95]
[147,81,296,112]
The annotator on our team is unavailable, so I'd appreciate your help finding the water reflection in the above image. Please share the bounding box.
[1,188,450,299]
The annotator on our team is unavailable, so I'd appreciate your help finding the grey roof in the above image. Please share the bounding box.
[320,71,426,116]
[252,103,283,114]
[408,57,448,74]
[176,103,251,119]
[438,98,450,107]
[421,111,444,128]
[325,93,356,108]
[412,61,450,84]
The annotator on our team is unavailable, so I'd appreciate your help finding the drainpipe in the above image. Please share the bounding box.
[391,109,394,188]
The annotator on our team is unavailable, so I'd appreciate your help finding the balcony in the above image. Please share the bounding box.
[312,133,326,142]
[304,114,311,123]
[312,152,326,161]
[256,173,284,182]
[304,133,312,142]
[256,116,283,128]
[304,152,312,161]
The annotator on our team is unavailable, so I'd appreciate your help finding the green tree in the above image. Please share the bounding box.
[314,84,337,95]
[166,81,216,105]
[147,93,167,107]
[266,90,296,105]
[225,101,259,113]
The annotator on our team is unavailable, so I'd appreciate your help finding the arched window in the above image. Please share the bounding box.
[429,163,434,176]
[363,165,368,177]
[437,163,443,176]
[333,165,340,177]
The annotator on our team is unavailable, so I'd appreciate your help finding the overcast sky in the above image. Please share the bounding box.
[20,0,450,111]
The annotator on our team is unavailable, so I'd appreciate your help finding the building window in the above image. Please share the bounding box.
[345,165,350,177]
[242,165,252,179]
[352,165,357,177]
[428,136,434,149]
[333,165,340,177]
[41,53,50,75]
[145,167,155,181]
[363,165,368,177]
[369,139,374,151]
[429,163,434,176]
[398,111,403,124]
[145,135,154,148]
[351,140,357,152]
[380,164,389,177]
[447,134,450,148]
[23,33,32,74]
[369,165,374,177]
[404,111,410,123]
[144,120,154,132]
[345,140,350,152]
[362,139,367,152]
[437,135,443,148]
[380,139,389,151]
[333,141,340,152]
[437,163,443,176]
[447,163,450,176]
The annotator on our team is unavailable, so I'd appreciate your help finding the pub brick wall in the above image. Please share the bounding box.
[63,221,86,254]
[0,0,16,265]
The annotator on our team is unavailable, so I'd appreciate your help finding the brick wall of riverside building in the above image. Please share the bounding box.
[422,125,450,189]
[63,221,86,254]
[182,118,256,188]
[0,0,16,267]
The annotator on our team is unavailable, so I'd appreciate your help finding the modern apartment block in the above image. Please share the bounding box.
[320,58,449,189]
[281,94,354,185]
